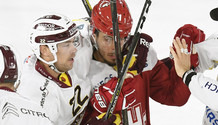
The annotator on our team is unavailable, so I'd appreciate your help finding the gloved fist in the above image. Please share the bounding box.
[122,33,153,75]
[91,77,136,114]
[172,24,205,68]
[84,113,121,125]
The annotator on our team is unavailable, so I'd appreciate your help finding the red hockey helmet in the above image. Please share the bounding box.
[0,45,18,83]
[91,0,133,38]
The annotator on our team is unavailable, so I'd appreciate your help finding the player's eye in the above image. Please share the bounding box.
[104,36,113,43]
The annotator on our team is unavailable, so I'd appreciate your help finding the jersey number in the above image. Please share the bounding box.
[69,86,89,116]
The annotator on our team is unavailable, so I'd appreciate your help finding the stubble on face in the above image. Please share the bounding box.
[55,39,77,72]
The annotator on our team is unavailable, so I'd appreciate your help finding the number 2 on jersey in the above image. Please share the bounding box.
[69,85,89,116]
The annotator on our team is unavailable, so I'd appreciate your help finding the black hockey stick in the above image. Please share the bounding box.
[81,0,92,17]
[104,0,152,120]
[81,1,127,121]
[110,0,127,124]
[110,0,123,84]
[81,0,123,76]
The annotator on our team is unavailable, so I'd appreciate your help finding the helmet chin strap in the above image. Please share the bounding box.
[91,34,98,50]
[49,64,63,74]
[37,51,64,74]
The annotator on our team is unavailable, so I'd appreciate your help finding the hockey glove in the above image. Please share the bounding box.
[121,33,153,75]
[84,113,121,125]
[91,77,136,114]
[173,24,205,68]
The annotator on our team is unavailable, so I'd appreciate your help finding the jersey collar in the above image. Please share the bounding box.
[35,60,72,88]
[0,87,15,92]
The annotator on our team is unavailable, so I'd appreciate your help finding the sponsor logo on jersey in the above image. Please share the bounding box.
[2,102,19,119]
[1,102,49,120]
[205,106,218,124]
[96,74,114,88]
[20,108,48,118]
[204,81,218,93]
[40,79,49,107]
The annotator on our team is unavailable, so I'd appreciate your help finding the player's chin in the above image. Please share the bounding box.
[64,62,74,71]
[68,63,74,70]
[105,59,116,66]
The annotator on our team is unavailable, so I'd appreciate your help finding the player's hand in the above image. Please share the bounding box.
[84,113,121,125]
[170,37,191,78]
[90,77,136,113]
[172,24,205,68]
[122,33,153,75]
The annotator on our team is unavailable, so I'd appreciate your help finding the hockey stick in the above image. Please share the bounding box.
[104,0,152,120]
[81,0,123,76]
[110,0,127,124]
[81,1,127,121]
[110,0,123,86]
[81,0,92,17]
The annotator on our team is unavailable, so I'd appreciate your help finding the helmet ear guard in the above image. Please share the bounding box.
[0,45,18,83]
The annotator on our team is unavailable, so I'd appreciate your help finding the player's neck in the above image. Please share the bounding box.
[0,83,15,91]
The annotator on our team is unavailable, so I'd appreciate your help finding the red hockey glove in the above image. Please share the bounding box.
[173,24,205,68]
[84,113,121,125]
[122,33,153,75]
[91,77,136,114]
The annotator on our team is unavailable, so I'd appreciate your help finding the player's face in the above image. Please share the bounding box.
[55,37,78,72]
[94,31,125,66]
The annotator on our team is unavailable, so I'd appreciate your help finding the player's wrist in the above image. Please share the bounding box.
[182,69,197,86]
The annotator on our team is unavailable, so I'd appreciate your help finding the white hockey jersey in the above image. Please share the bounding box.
[88,45,158,90]
[0,87,52,125]
[194,33,218,72]
[187,33,218,125]
[72,18,93,80]
[17,55,92,125]
[17,18,94,125]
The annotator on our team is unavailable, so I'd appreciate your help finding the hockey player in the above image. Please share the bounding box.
[170,24,218,125]
[0,44,52,125]
[79,0,191,124]
[16,13,134,125]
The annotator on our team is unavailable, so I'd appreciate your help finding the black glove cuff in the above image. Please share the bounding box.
[182,69,197,87]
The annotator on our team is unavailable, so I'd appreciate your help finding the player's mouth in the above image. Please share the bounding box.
[69,58,74,63]
[108,53,116,59]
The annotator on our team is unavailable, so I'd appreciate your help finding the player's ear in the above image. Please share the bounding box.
[40,45,52,58]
